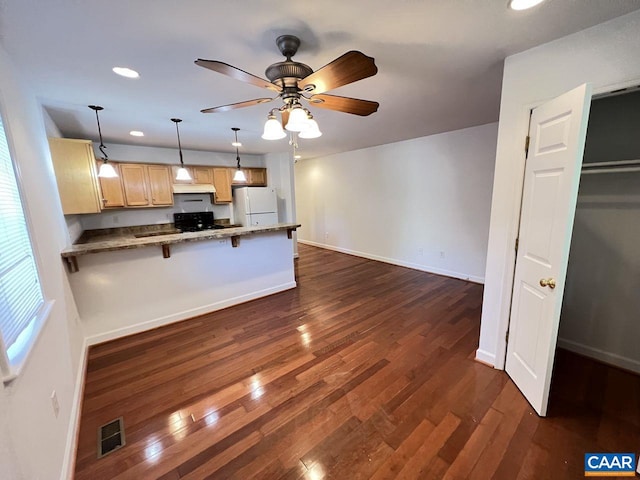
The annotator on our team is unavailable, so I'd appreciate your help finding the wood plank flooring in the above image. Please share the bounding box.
[74,244,640,479]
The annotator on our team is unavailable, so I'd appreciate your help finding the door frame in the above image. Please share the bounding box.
[492,78,640,371]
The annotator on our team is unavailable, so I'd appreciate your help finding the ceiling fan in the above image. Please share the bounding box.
[195,35,379,139]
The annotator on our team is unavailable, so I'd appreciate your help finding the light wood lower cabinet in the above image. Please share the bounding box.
[212,168,232,203]
[121,163,173,207]
[48,138,102,214]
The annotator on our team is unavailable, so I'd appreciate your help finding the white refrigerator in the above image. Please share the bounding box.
[233,187,279,226]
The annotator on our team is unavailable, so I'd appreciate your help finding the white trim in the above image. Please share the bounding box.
[475,348,497,367]
[557,338,640,375]
[2,300,55,384]
[298,239,484,284]
[60,338,89,480]
[86,281,297,345]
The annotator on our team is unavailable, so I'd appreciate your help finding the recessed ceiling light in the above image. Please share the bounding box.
[294,154,301,160]
[509,0,545,10]
[231,141,242,147]
[112,67,140,78]
[129,131,144,137]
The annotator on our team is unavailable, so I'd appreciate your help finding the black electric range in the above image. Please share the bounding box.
[173,212,224,232]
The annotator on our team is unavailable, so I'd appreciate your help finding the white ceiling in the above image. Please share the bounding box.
[1,1,639,159]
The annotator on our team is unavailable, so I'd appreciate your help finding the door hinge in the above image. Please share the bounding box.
[515,237,519,252]
[505,330,510,344]
[524,135,530,156]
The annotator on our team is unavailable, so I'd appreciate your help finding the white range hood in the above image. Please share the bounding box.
[172,184,216,194]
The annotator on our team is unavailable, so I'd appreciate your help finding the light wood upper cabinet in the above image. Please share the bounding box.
[192,166,213,185]
[147,165,173,205]
[212,168,232,203]
[48,138,102,214]
[96,161,125,208]
[230,167,267,186]
[248,168,267,186]
[121,163,173,207]
[120,164,149,206]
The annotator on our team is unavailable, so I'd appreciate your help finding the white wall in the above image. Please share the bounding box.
[265,152,298,256]
[478,10,640,368]
[69,233,296,342]
[294,123,498,283]
[76,143,264,230]
[0,45,85,480]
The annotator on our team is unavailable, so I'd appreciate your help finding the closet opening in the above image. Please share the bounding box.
[549,87,640,418]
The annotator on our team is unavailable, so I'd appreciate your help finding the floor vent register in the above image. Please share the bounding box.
[97,417,125,458]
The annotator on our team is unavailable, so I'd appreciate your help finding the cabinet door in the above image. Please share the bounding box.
[147,165,174,206]
[192,166,213,184]
[96,161,125,208]
[120,164,149,206]
[48,138,101,214]
[248,168,267,186]
[212,168,232,203]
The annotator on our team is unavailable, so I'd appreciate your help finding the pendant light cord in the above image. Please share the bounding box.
[174,120,184,166]
[233,128,241,169]
[91,107,108,161]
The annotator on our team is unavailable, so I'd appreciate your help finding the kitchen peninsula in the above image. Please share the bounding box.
[63,222,300,344]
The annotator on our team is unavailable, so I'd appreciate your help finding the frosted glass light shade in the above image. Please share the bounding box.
[285,107,309,132]
[175,166,192,181]
[262,116,286,140]
[509,0,545,10]
[298,119,322,139]
[98,162,118,178]
[233,168,247,182]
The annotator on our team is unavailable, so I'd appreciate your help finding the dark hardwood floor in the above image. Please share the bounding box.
[73,244,640,479]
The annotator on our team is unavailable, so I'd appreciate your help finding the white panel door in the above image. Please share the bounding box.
[506,84,591,416]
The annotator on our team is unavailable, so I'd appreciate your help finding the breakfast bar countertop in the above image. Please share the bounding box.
[61,222,301,258]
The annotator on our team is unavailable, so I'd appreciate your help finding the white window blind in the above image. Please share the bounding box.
[0,114,44,362]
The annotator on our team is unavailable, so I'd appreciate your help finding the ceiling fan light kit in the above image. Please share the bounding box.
[196,34,378,146]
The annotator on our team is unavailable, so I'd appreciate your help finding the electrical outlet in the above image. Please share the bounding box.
[51,390,59,418]
[113,215,119,224]
[325,232,329,239]
[440,251,445,259]
[418,248,424,256]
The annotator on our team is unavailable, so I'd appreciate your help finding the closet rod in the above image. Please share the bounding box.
[582,159,640,169]
[581,166,640,175]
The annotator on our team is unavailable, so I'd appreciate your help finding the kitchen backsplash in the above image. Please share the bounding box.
[78,194,234,231]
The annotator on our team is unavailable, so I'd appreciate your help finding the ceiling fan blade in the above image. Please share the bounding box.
[298,51,377,95]
[308,94,379,116]
[200,98,273,114]
[195,59,281,92]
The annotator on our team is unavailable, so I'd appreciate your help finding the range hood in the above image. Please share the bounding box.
[172,184,216,194]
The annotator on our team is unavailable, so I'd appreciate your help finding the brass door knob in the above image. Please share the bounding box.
[539,278,556,289]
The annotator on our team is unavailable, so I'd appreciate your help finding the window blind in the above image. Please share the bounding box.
[0,114,44,359]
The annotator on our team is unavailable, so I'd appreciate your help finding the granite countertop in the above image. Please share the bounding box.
[61,223,301,258]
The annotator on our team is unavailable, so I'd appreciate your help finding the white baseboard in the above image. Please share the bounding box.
[557,338,640,374]
[86,281,297,346]
[297,239,484,284]
[60,337,88,480]
[475,348,497,368]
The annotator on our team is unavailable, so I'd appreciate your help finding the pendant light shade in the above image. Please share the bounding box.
[298,117,322,139]
[172,118,192,181]
[262,113,286,140]
[89,105,118,178]
[232,127,247,182]
[285,105,309,132]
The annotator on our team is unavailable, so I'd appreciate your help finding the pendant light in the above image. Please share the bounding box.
[232,128,246,182]
[89,105,118,178]
[171,118,192,181]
